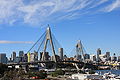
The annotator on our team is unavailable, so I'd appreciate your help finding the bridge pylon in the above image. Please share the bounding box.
[76,40,85,62]
[41,26,57,62]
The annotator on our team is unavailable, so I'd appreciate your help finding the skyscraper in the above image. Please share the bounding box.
[106,52,110,61]
[30,52,38,62]
[19,51,24,62]
[12,51,16,62]
[19,51,24,57]
[84,54,90,59]
[97,48,101,62]
[23,54,28,62]
[59,48,63,61]
[97,48,101,55]
[27,52,30,62]
[0,53,7,64]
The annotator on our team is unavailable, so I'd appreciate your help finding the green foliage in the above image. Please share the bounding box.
[0,65,47,79]
[51,69,65,77]
[1,70,17,80]
[28,70,47,79]
[1,69,26,80]
[0,63,8,77]
[51,72,58,77]
[56,69,65,75]
[89,70,95,74]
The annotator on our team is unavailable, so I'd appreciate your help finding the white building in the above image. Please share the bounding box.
[90,54,96,62]
[30,53,38,62]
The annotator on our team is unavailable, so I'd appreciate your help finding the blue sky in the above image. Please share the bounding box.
[0,0,120,57]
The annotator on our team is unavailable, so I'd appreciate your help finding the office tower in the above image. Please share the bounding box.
[106,52,110,61]
[19,51,24,57]
[97,48,101,55]
[12,51,16,62]
[59,48,63,60]
[30,52,38,62]
[15,57,21,63]
[84,54,90,59]
[19,51,24,62]
[23,54,28,62]
[27,52,30,62]
[0,53,7,64]
[30,53,35,62]
[97,48,101,62]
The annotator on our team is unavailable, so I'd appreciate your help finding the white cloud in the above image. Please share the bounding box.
[103,0,120,12]
[0,0,120,26]
[0,40,34,44]
[0,0,23,24]
[90,0,108,8]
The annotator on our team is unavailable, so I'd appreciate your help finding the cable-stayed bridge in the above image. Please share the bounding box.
[7,25,88,70]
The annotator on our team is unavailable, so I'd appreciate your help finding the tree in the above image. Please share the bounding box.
[51,69,65,77]
[0,63,8,77]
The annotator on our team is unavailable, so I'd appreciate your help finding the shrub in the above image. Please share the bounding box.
[0,63,8,77]
[89,70,95,74]
[28,70,47,79]
[51,69,65,77]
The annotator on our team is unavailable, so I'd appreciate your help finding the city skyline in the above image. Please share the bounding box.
[0,0,120,57]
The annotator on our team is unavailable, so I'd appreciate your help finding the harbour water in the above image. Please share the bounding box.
[96,70,120,75]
